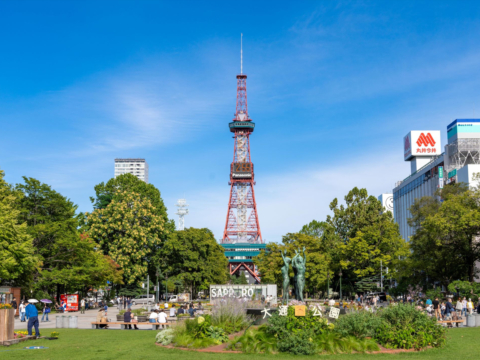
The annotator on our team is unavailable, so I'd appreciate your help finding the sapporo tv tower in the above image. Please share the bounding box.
[221,35,265,284]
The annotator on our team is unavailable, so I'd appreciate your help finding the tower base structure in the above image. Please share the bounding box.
[222,243,266,284]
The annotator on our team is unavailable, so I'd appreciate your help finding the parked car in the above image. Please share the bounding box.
[131,294,155,306]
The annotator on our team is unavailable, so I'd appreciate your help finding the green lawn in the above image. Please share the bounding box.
[1,327,480,359]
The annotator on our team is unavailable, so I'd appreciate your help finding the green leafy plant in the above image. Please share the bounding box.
[228,326,278,354]
[156,329,175,345]
[50,331,60,338]
[334,310,384,339]
[375,304,446,350]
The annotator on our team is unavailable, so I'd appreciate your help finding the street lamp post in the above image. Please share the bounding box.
[327,270,330,300]
[339,271,343,300]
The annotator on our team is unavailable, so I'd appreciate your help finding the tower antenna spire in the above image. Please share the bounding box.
[240,33,243,74]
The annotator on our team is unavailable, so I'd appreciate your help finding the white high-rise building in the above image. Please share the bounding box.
[114,158,149,183]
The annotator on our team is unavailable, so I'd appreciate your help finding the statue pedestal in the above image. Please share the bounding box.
[246,308,278,325]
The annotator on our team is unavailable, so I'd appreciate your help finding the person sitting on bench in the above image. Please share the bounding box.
[158,309,168,328]
[124,309,138,330]
[96,309,108,329]
[149,310,158,323]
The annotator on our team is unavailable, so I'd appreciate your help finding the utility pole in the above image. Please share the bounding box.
[327,269,330,299]
[147,275,150,311]
[339,271,343,300]
[380,260,383,293]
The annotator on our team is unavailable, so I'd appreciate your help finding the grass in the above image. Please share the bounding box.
[1,327,480,359]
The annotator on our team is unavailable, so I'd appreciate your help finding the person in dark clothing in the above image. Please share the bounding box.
[123,296,126,309]
[124,309,138,329]
[445,298,455,320]
[433,297,440,320]
[188,304,195,317]
[177,306,185,315]
[11,297,18,311]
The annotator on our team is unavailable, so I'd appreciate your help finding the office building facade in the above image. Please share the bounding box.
[114,158,149,183]
[393,120,480,241]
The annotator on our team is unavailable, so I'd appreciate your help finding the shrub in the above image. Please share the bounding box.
[376,304,446,350]
[211,298,250,334]
[156,329,175,345]
[266,306,329,355]
[228,326,278,354]
[315,332,379,354]
[50,331,60,338]
[334,310,384,339]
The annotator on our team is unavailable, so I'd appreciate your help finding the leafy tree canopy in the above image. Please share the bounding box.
[328,187,408,280]
[0,171,37,283]
[157,228,228,296]
[408,183,480,285]
[87,190,165,285]
[15,177,121,291]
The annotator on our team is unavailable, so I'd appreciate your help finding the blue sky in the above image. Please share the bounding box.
[2,1,480,241]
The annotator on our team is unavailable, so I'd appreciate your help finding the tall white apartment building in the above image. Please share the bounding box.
[114,158,149,183]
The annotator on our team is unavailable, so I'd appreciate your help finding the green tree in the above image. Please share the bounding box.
[408,183,480,285]
[328,187,408,280]
[87,190,165,285]
[0,171,37,283]
[158,228,228,297]
[90,173,174,232]
[15,177,120,295]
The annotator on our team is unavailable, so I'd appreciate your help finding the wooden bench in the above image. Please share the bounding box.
[437,320,464,327]
[91,321,171,330]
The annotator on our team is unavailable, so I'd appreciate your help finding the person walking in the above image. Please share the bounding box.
[41,304,50,322]
[467,298,474,315]
[11,297,18,316]
[433,297,440,320]
[19,301,26,322]
[117,297,122,311]
[25,300,40,337]
[456,298,463,317]
[447,298,456,320]
[80,298,85,314]
[127,297,132,310]
[462,297,468,317]
[123,296,126,310]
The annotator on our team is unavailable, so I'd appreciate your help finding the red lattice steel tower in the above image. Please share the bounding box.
[222,69,263,244]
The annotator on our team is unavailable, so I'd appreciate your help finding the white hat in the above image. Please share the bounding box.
[27,299,39,303]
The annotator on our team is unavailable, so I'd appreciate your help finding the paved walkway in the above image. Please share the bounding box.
[14,305,150,331]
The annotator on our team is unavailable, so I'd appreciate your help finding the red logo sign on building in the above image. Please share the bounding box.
[416,133,436,147]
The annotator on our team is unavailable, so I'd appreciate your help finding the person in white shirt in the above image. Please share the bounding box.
[158,310,168,327]
[19,301,26,322]
[169,305,176,317]
[328,298,335,307]
[154,303,160,311]
[149,310,158,323]
[164,302,169,309]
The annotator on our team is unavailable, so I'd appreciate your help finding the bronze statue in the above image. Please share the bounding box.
[292,247,306,302]
[281,249,291,304]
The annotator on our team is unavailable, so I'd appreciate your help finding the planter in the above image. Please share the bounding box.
[0,309,15,343]
[116,314,125,321]
[137,316,147,322]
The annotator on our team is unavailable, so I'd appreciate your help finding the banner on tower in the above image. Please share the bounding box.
[232,162,253,178]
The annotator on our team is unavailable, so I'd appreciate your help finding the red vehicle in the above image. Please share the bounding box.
[60,294,79,311]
